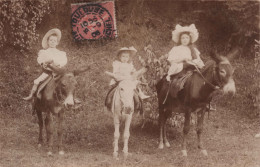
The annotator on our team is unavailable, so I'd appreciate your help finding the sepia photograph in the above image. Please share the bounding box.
[0,0,259,166]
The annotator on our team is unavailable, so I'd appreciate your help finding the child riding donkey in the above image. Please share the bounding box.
[23,28,80,103]
[166,24,204,82]
[23,28,66,101]
[105,47,150,112]
[165,24,217,110]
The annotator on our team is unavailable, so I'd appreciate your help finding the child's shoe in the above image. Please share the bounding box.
[23,84,38,101]
[166,75,171,82]
[74,98,81,104]
[138,90,150,100]
[209,104,216,111]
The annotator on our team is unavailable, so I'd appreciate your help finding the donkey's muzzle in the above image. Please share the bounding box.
[223,78,236,96]
[64,94,74,109]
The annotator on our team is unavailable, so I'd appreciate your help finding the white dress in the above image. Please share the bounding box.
[110,60,136,85]
[167,45,204,76]
[34,48,67,85]
[37,48,67,68]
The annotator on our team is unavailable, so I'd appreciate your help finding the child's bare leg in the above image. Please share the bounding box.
[23,84,38,101]
[23,73,48,101]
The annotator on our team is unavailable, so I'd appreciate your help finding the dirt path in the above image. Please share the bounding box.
[0,106,259,167]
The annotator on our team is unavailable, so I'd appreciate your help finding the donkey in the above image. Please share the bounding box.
[106,67,148,159]
[34,65,89,156]
[156,52,236,157]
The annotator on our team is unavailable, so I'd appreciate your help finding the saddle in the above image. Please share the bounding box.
[170,71,193,97]
[105,85,143,113]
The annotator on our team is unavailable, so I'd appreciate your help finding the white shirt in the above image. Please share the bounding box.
[37,48,67,68]
[110,60,136,85]
[167,45,200,63]
[167,45,204,75]
[112,61,135,77]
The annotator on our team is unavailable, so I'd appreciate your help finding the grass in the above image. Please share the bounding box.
[0,103,260,167]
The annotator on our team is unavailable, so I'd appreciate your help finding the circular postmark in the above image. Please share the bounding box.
[71,3,116,40]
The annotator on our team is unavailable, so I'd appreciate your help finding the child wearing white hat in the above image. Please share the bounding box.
[23,28,67,100]
[166,24,205,81]
[109,46,149,99]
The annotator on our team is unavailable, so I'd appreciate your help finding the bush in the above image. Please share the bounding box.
[0,0,50,51]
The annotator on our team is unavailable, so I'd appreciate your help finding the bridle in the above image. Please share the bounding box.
[162,63,222,105]
[194,65,221,90]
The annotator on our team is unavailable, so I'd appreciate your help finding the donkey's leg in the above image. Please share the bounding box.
[113,114,120,159]
[123,113,133,159]
[197,108,208,156]
[163,110,171,148]
[57,111,65,155]
[158,110,165,149]
[163,120,170,148]
[36,110,44,148]
[182,110,191,157]
[45,112,54,156]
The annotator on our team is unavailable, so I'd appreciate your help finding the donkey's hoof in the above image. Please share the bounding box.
[59,151,65,155]
[165,142,171,148]
[47,151,53,156]
[255,133,260,138]
[123,152,128,160]
[181,150,188,157]
[201,149,208,156]
[113,152,119,160]
[158,143,164,149]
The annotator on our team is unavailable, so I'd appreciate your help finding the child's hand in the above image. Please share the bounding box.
[192,59,204,69]
[42,60,54,69]
[45,59,54,64]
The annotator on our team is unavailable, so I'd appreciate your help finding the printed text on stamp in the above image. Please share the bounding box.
[71,1,117,40]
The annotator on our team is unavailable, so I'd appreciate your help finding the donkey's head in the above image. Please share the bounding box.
[57,73,77,108]
[56,67,90,108]
[117,67,148,114]
[211,51,236,95]
[118,80,139,114]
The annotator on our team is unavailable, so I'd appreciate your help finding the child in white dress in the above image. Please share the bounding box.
[166,24,204,81]
[110,47,149,99]
[23,28,67,100]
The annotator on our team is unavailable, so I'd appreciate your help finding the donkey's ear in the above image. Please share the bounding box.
[226,47,240,61]
[73,66,90,76]
[210,51,222,63]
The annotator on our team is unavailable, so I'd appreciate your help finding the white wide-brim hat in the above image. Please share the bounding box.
[42,28,61,49]
[172,24,199,43]
[117,46,137,58]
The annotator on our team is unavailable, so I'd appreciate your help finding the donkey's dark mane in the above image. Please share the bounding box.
[201,60,216,74]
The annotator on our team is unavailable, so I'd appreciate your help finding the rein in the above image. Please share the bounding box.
[162,64,220,105]
[194,65,220,90]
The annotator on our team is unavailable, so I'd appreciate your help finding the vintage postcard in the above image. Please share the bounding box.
[0,0,259,167]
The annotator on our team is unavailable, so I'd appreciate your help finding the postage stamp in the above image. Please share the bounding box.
[71,1,117,40]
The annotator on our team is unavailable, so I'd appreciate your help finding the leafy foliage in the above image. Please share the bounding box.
[254,40,260,109]
[0,0,50,51]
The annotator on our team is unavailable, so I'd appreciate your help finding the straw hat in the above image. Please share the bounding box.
[42,28,61,49]
[117,46,137,58]
[172,24,199,43]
